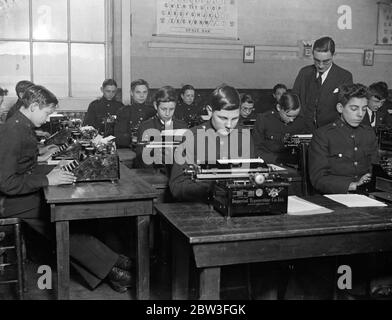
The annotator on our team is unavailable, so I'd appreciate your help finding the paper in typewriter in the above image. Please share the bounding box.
[287,196,333,215]
[324,194,387,207]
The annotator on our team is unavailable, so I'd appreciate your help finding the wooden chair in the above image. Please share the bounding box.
[0,218,25,300]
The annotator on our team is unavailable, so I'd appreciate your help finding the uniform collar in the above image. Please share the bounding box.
[335,117,362,130]
[14,110,35,130]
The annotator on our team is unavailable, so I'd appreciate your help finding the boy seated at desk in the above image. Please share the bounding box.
[0,85,135,293]
[253,92,306,165]
[134,85,187,169]
[114,79,156,148]
[308,83,378,194]
[362,81,391,129]
[237,93,256,127]
[173,84,204,128]
[259,83,287,113]
[83,79,124,137]
[169,84,254,201]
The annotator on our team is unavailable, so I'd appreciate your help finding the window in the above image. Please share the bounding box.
[0,0,111,98]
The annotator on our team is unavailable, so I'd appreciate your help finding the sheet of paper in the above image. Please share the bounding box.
[287,196,333,215]
[324,194,387,207]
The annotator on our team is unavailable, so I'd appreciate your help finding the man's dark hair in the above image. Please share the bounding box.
[21,85,59,109]
[273,83,287,94]
[313,36,335,55]
[131,79,149,91]
[338,83,368,106]
[15,80,34,98]
[102,79,118,88]
[0,87,8,96]
[209,85,240,111]
[154,86,177,105]
[368,81,389,100]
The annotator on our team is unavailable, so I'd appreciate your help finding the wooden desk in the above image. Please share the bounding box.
[132,168,169,203]
[155,196,392,300]
[44,164,159,300]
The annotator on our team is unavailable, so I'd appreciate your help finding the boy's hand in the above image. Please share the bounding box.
[35,130,51,138]
[39,144,59,155]
[357,173,372,186]
[47,168,76,186]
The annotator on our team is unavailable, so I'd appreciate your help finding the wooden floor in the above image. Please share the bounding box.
[0,259,252,300]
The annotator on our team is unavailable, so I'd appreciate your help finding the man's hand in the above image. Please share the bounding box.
[47,168,76,186]
[278,110,293,124]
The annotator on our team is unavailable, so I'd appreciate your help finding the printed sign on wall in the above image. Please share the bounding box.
[156,0,238,39]
[377,2,392,45]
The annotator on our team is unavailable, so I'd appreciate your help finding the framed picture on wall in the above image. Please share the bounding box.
[243,46,255,63]
[363,49,374,66]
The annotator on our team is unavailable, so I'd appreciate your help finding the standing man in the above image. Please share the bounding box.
[293,36,353,132]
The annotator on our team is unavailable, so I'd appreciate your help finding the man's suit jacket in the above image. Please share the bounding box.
[293,63,353,132]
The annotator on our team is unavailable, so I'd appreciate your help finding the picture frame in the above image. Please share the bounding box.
[363,49,374,66]
[243,46,255,63]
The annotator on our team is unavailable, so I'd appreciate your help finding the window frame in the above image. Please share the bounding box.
[0,0,113,99]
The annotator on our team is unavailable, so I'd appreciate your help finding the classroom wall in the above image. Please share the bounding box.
[130,0,392,89]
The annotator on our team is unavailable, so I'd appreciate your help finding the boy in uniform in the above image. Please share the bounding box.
[309,83,378,194]
[135,86,187,169]
[83,79,124,137]
[0,85,134,293]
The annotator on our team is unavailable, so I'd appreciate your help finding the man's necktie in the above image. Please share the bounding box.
[317,72,324,87]
[371,111,376,124]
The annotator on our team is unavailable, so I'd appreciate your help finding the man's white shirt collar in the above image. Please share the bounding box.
[317,64,333,85]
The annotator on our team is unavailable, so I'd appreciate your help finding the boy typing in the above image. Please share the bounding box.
[0,85,134,293]
[309,83,378,194]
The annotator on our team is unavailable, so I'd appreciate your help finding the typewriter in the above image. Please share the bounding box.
[185,158,290,217]
[137,129,187,149]
[60,138,120,182]
[283,134,313,147]
[376,126,392,151]
[49,126,99,160]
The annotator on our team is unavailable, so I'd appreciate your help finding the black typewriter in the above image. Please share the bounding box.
[60,140,120,182]
[185,159,291,217]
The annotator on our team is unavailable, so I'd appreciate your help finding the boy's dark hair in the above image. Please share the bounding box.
[154,86,177,105]
[0,87,8,96]
[179,84,195,96]
[368,81,389,100]
[131,79,149,91]
[15,80,34,98]
[313,36,335,55]
[273,83,287,94]
[278,93,301,112]
[338,83,368,106]
[21,85,59,109]
[209,85,240,111]
[102,79,118,88]
[240,93,254,104]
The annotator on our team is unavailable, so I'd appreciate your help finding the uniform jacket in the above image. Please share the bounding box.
[0,111,49,216]
[169,121,255,202]
[83,97,124,136]
[252,110,307,164]
[6,99,23,121]
[308,117,379,194]
[113,102,156,148]
[173,101,204,128]
[134,115,187,168]
[293,63,353,132]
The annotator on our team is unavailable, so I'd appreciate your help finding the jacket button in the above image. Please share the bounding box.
[354,162,358,166]
[338,154,343,158]
[351,135,355,139]
[354,147,358,151]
